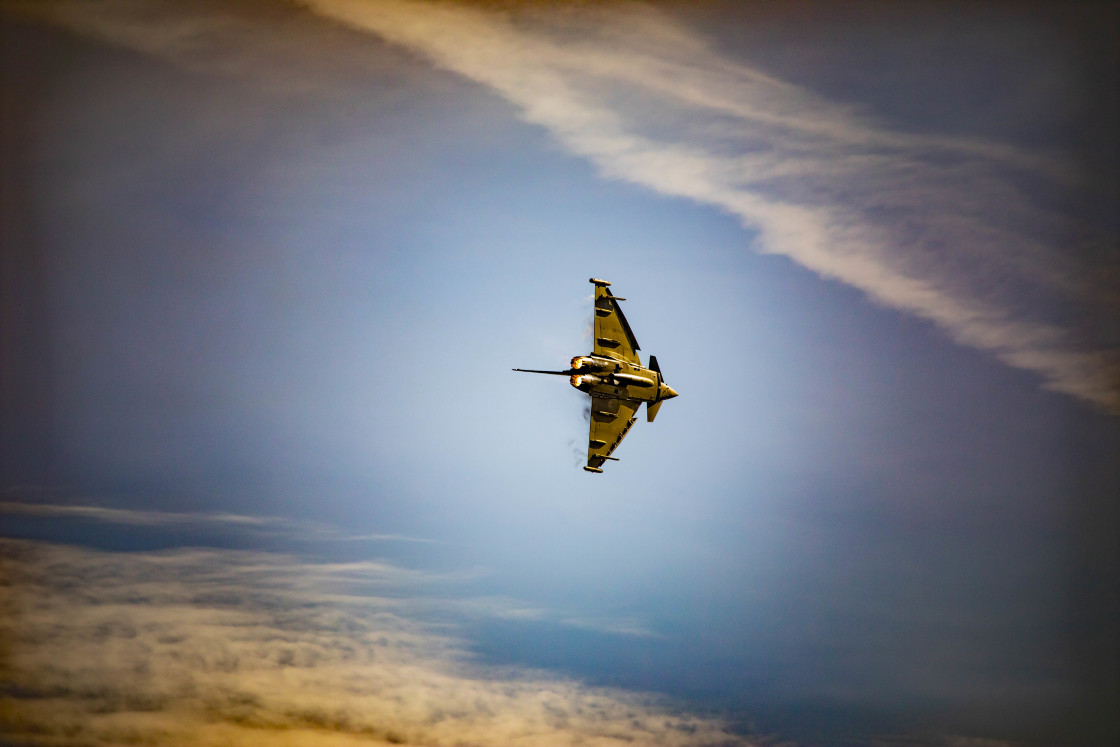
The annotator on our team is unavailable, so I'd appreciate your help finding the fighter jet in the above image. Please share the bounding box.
[514,278,678,473]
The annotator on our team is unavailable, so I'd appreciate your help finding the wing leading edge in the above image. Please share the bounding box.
[592,281,640,365]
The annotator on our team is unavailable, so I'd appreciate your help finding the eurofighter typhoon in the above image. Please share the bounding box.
[515,278,678,473]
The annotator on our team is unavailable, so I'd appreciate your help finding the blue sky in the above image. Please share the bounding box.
[2,2,1117,745]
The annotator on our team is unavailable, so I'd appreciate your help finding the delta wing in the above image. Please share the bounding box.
[592,282,640,365]
[586,395,639,471]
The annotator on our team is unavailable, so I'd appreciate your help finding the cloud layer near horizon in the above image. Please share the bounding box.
[0,538,749,746]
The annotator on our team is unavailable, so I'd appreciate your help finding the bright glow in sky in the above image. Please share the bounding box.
[2,2,1117,746]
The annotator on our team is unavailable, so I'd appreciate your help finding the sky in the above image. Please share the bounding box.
[1,1,1117,745]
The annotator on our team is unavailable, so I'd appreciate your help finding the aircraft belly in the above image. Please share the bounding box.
[587,384,621,398]
[588,385,651,403]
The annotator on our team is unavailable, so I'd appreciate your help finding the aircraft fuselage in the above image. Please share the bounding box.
[568,355,676,403]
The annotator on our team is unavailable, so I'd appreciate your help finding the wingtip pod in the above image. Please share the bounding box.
[589,278,611,287]
[583,465,604,473]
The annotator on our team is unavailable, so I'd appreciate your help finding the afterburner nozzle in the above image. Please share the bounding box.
[571,374,602,390]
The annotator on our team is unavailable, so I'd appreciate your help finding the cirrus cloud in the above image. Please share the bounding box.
[298,0,1119,413]
[5,0,1116,411]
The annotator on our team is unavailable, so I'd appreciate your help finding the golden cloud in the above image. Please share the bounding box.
[0,539,752,746]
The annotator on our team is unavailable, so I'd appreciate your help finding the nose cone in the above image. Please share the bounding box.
[662,384,678,399]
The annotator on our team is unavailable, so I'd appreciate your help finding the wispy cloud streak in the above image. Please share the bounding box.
[300,0,1119,412]
[6,0,1115,409]
[0,497,439,545]
[0,498,658,636]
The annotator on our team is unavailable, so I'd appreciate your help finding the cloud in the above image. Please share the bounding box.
[0,0,430,98]
[0,536,1035,747]
[293,0,1118,412]
[0,497,664,639]
[0,497,283,528]
[0,538,752,746]
[341,532,443,544]
[0,496,439,545]
[7,1,1115,410]
[452,595,661,639]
